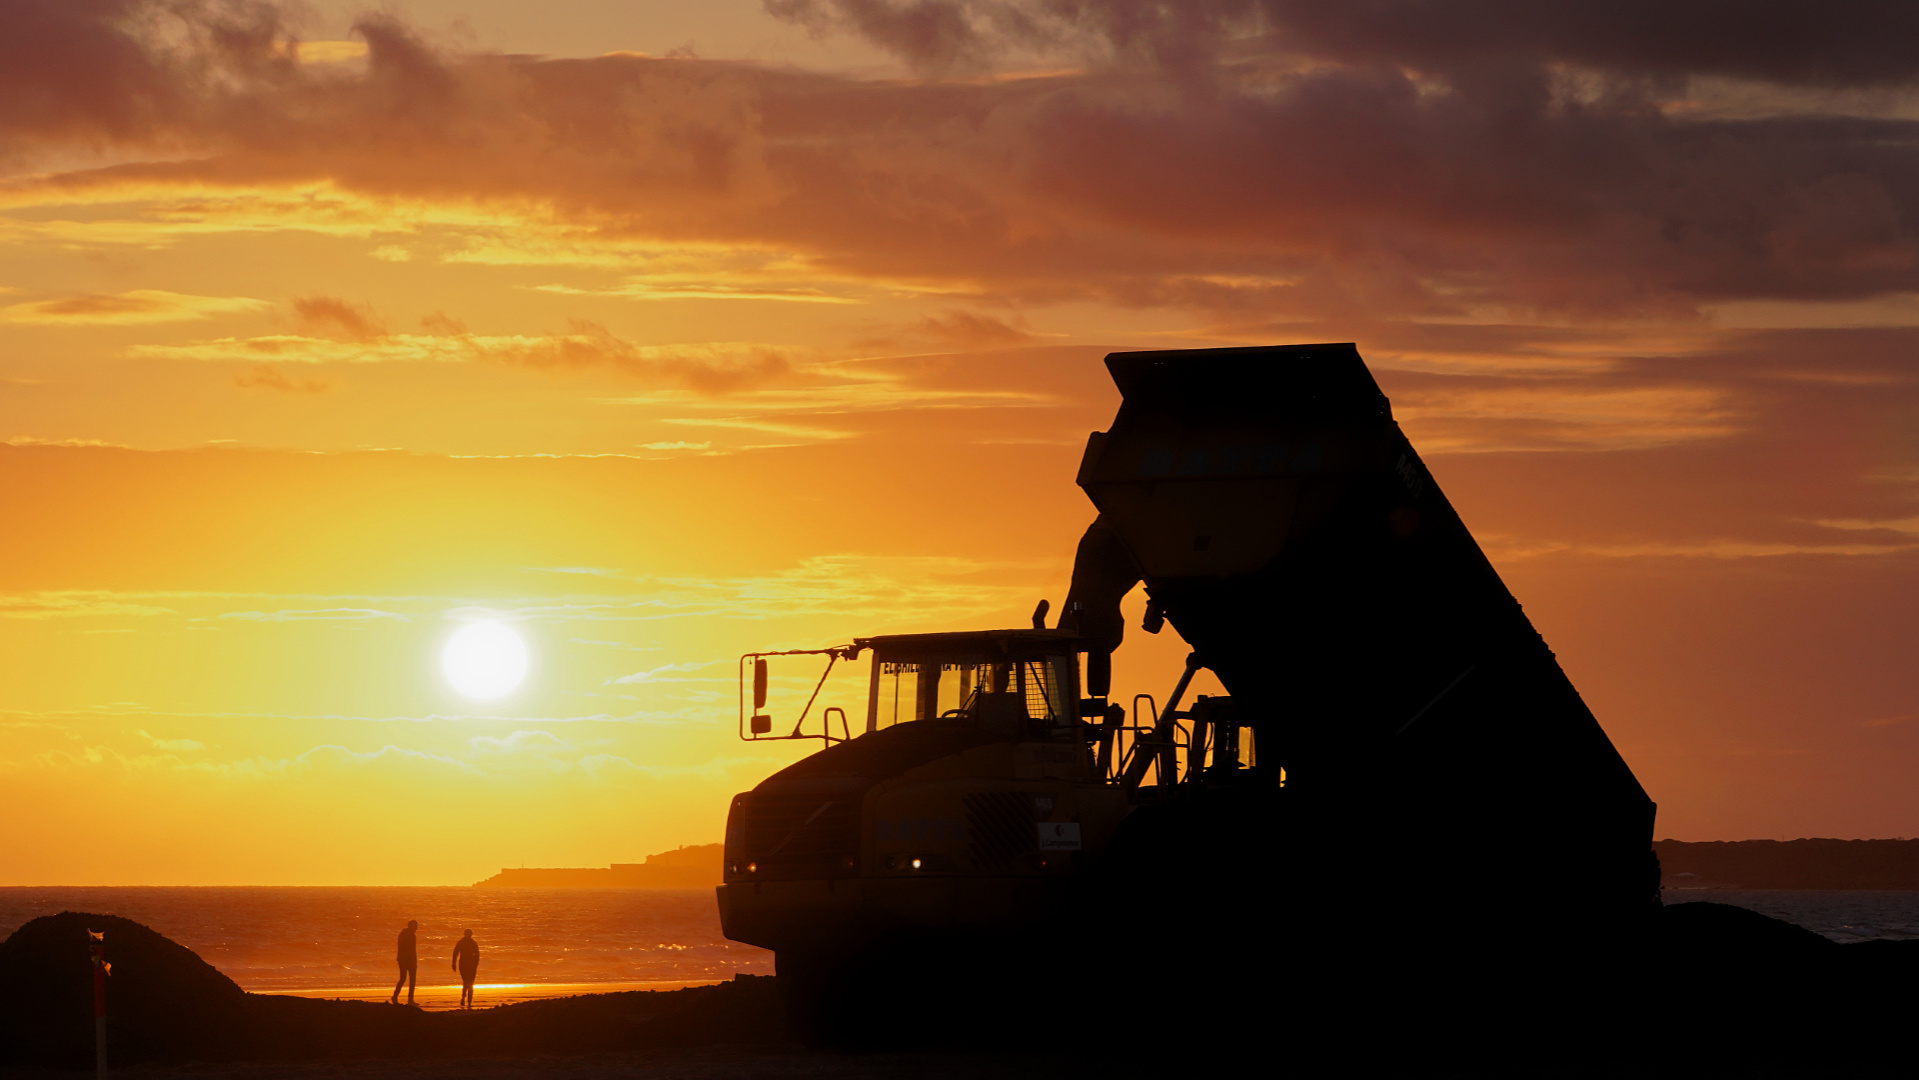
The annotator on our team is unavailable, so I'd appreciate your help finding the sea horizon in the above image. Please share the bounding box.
[0,885,773,1008]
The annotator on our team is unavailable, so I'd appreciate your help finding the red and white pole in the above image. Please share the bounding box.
[88,930,108,1078]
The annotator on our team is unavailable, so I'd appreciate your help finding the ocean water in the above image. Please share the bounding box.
[1662,888,1919,942]
[0,887,772,1009]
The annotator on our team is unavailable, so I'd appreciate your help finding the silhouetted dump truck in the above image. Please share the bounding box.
[717,344,1656,1030]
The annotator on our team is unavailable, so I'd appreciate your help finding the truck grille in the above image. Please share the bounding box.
[726,790,859,881]
[964,791,1036,870]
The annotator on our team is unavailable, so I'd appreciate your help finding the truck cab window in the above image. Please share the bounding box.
[875,655,1075,729]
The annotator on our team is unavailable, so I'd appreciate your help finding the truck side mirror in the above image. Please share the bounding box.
[753,659,768,710]
[1085,651,1112,698]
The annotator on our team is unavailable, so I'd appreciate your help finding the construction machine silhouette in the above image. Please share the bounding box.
[717,344,1656,1039]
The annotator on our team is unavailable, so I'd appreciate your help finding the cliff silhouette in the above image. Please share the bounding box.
[473,843,721,888]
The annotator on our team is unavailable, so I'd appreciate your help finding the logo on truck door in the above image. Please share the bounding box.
[1037,822,1082,850]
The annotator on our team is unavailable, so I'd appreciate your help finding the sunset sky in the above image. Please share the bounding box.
[6,0,1919,884]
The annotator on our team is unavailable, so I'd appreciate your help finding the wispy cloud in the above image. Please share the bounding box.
[1814,516,1919,537]
[534,282,860,304]
[232,364,329,393]
[1395,383,1741,453]
[652,416,857,440]
[291,743,483,776]
[0,290,267,326]
[0,704,693,727]
[1482,537,1919,561]
[469,730,572,754]
[3,436,132,448]
[130,317,800,394]
[576,753,787,781]
[606,661,711,685]
[0,594,175,619]
[292,295,388,339]
[295,40,368,65]
[138,729,204,751]
[129,332,480,364]
[215,607,410,622]
[855,310,1040,351]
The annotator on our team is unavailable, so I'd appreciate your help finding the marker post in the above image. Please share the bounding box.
[88,930,108,1078]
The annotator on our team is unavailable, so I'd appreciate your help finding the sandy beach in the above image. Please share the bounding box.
[254,980,726,1011]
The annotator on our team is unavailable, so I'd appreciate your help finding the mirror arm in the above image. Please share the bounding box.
[737,645,859,743]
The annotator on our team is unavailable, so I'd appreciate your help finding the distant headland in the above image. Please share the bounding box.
[1657,839,1919,889]
[473,844,720,888]
[469,839,1919,890]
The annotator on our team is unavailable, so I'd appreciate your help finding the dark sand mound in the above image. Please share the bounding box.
[0,912,783,1071]
[0,912,247,1069]
[1652,899,1919,995]
[1654,899,1840,970]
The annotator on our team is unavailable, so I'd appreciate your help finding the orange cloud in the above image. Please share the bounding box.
[1393,383,1739,453]
[232,364,328,394]
[292,296,387,340]
[0,290,266,325]
[295,40,369,65]
[7,1,1919,324]
[856,309,1039,351]
[130,318,800,394]
[769,0,1919,86]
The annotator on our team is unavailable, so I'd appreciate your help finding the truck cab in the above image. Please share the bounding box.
[716,628,1138,956]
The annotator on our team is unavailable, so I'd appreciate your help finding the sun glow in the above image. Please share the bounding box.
[441,621,529,700]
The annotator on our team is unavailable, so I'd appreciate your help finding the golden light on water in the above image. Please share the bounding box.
[442,621,529,700]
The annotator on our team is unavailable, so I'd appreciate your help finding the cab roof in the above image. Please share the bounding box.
[855,628,1091,659]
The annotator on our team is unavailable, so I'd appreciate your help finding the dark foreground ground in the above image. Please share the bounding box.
[2,1048,1104,1080]
[4,908,1918,1078]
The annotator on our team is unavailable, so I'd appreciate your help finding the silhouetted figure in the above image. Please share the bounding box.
[451,929,480,1009]
[389,920,418,1005]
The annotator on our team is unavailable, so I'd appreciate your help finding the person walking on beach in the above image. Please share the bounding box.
[451,929,480,1009]
[390,920,418,1005]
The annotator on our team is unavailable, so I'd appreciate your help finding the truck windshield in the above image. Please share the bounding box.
[875,655,1072,729]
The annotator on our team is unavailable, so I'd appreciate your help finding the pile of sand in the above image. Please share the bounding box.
[0,911,248,1069]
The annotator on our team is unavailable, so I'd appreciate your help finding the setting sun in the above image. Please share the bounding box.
[442,621,529,700]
